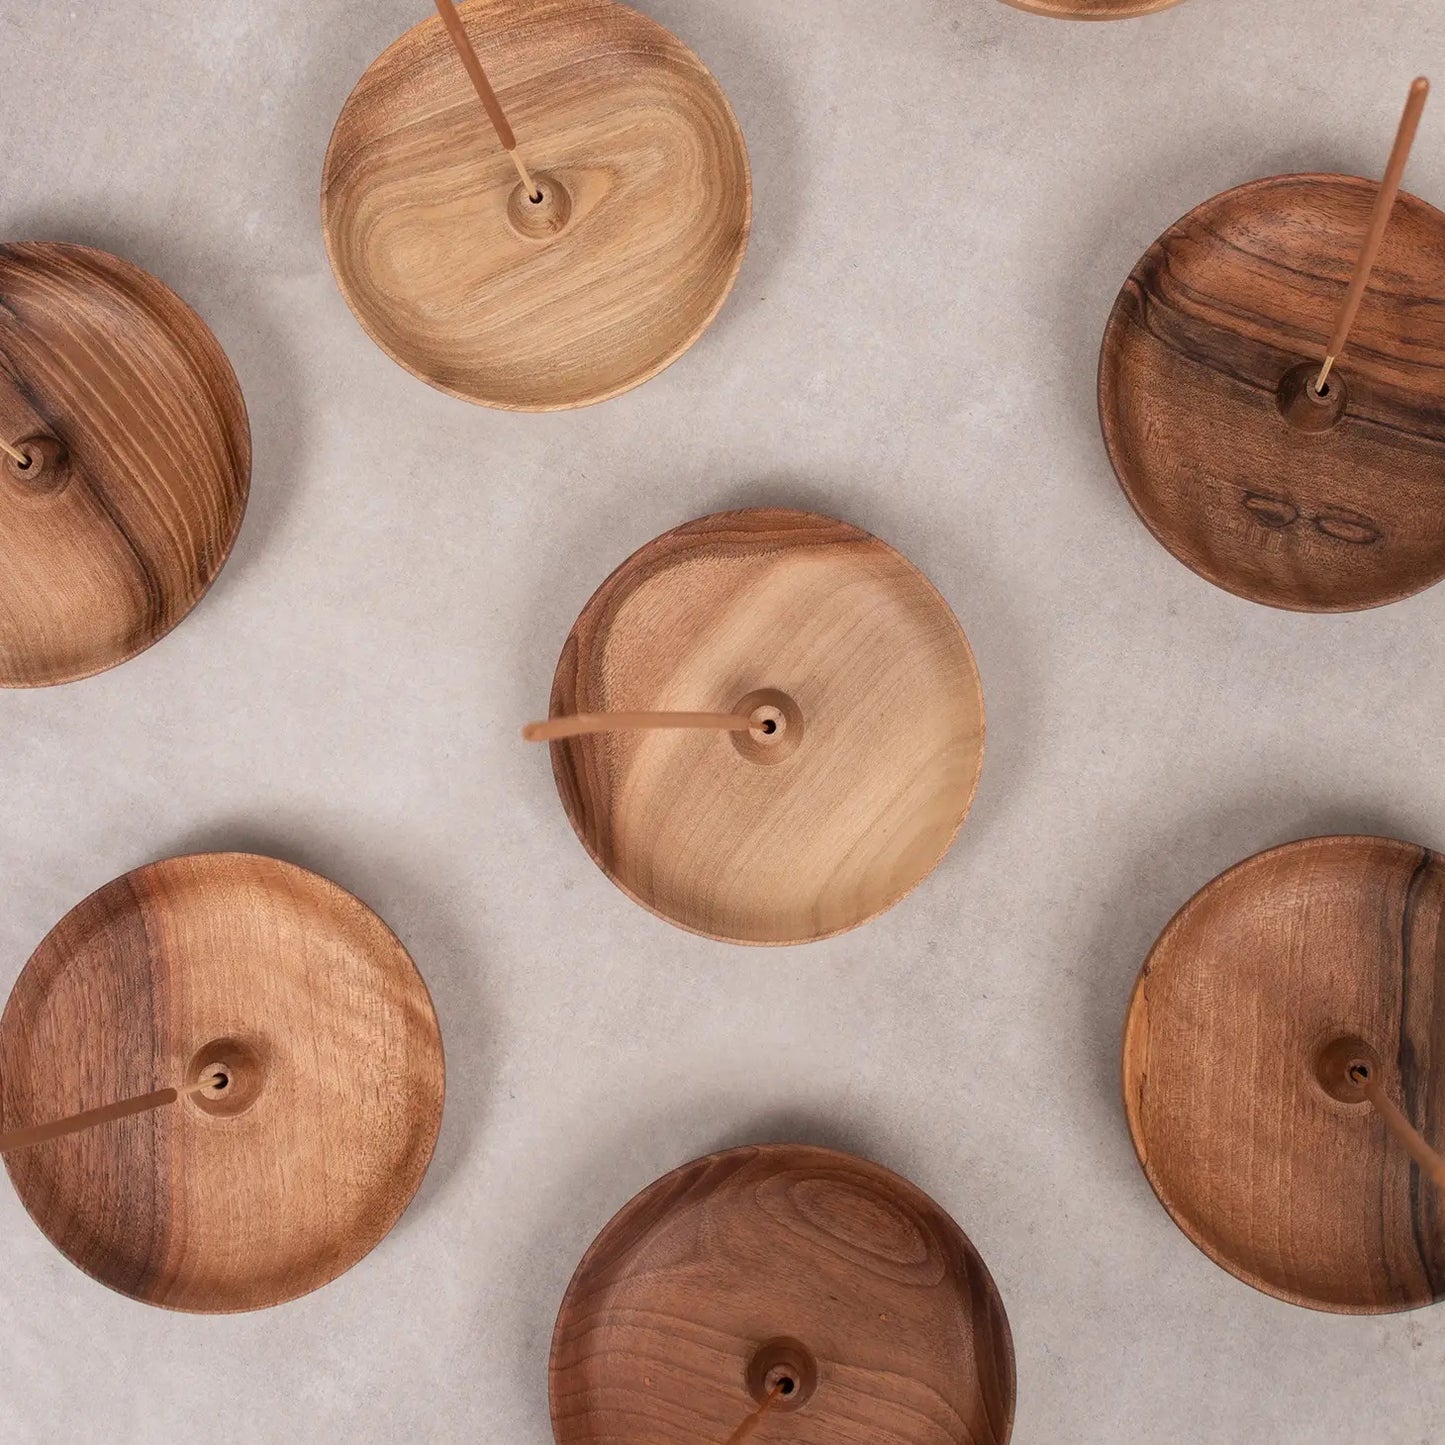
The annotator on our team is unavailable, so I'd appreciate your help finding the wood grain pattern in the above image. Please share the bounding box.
[549,1144,1016,1444]
[1099,174,1445,611]
[321,0,751,410]
[0,243,250,686]
[0,854,445,1312]
[541,508,985,945]
[1122,835,1445,1312]
[998,0,1186,18]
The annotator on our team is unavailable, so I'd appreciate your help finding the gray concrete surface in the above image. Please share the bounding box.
[3,0,1445,1440]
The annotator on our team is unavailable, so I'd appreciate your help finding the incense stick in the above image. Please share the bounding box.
[0,1073,226,1153]
[723,1384,785,1445]
[522,712,756,742]
[433,0,542,200]
[0,436,31,467]
[1315,77,1430,395]
[1352,1064,1445,1192]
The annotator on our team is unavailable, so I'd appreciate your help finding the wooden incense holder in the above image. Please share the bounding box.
[321,0,751,410]
[538,508,985,945]
[0,854,444,1312]
[1000,0,1185,18]
[0,243,250,686]
[1122,835,1445,1312]
[1099,174,1445,611]
[549,1144,1016,1443]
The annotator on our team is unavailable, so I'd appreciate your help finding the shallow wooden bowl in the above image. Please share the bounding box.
[542,508,985,944]
[322,0,751,410]
[1123,835,1445,1312]
[0,854,445,1312]
[0,243,250,686]
[550,1144,1016,1443]
[1100,174,1445,611]
[1000,0,1186,17]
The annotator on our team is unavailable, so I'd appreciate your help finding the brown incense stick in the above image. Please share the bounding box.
[522,711,755,742]
[1315,77,1430,394]
[0,436,30,467]
[0,1074,224,1153]
[723,1385,784,1445]
[433,0,541,200]
[1352,1064,1445,1192]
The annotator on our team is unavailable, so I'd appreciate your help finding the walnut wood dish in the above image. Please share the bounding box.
[1122,835,1445,1313]
[539,508,985,945]
[999,0,1185,18]
[549,1144,1016,1443]
[0,853,444,1312]
[321,0,751,410]
[0,242,250,686]
[1099,174,1445,611]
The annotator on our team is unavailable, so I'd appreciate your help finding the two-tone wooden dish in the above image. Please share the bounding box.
[0,853,444,1311]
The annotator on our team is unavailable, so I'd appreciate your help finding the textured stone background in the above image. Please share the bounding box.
[2,1,1443,1440]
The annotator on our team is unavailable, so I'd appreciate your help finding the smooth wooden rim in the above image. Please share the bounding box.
[0,241,251,686]
[545,508,985,945]
[1098,173,1445,613]
[997,0,1187,18]
[548,1143,1017,1440]
[0,852,445,1312]
[1121,834,1441,1313]
[320,0,752,411]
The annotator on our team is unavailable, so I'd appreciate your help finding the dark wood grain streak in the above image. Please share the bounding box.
[542,508,985,944]
[0,854,445,1312]
[550,1144,1016,1443]
[1122,836,1445,1312]
[0,242,250,685]
[1099,174,1445,611]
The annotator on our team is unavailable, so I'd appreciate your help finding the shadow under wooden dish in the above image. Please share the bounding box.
[550,1143,1016,1443]
[999,0,1186,17]
[541,507,985,945]
[1122,834,1445,1313]
[0,853,445,1312]
[321,0,751,411]
[0,242,250,687]
[1099,174,1445,612]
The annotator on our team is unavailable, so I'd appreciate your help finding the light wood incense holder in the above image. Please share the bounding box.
[529,508,985,945]
[1099,84,1445,612]
[0,243,250,686]
[321,0,751,410]
[0,854,444,1312]
[1122,835,1445,1313]
[549,1144,1016,1443]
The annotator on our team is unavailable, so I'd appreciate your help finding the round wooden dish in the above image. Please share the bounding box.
[1123,835,1445,1313]
[321,0,751,410]
[1099,174,1445,611]
[999,0,1185,18]
[543,508,984,945]
[550,1144,1015,1443]
[0,243,250,686]
[0,853,445,1312]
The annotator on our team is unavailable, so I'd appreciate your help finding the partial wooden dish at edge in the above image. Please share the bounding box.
[321,0,751,410]
[541,507,985,945]
[1122,834,1445,1312]
[0,853,445,1312]
[1000,0,1186,18]
[0,242,250,686]
[550,1143,1016,1443]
